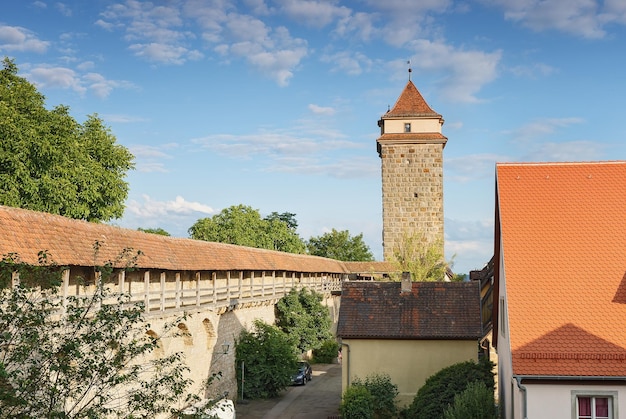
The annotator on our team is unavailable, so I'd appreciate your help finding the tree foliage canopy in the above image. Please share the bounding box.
[188,205,306,253]
[0,250,199,418]
[0,58,134,222]
[306,229,374,261]
[275,288,333,353]
[391,233,450,281]
[235,320,298,399]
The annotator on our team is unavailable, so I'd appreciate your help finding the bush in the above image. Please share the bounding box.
[403,358,494,419]
[353,373,399,418]
[340,384,374,419]
[443,381,497,419]
[312,339,339,364]
[235,320,298,399]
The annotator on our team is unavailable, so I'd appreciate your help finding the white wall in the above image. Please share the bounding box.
[526,383,625,419]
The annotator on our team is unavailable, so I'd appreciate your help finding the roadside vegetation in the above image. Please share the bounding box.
[339,358,496,419]
[235,287,337,400]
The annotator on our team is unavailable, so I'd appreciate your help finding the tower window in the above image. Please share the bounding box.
[404,123,411,133]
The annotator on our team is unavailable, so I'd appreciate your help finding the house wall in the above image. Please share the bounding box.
[384,118,442,133]
[341,338,478,407]
[526,383,626,419]
[496,242,519,418]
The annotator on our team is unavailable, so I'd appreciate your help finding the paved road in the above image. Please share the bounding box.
[236,363,341,419]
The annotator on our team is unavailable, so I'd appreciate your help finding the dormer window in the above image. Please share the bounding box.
[404,123,411,133]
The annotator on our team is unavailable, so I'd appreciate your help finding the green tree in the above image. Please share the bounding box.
[138,227,171,236]
[235,320,298,399]
[306,229,374,261]
[0,58,134,222]
[275,288,333,353]
[188,205,306,253]
[0,250,199,418]
[391,233,450,282]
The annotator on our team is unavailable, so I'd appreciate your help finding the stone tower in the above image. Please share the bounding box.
[377,79,447,260]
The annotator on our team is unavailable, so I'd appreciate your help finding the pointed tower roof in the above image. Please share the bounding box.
[385,80,441,118]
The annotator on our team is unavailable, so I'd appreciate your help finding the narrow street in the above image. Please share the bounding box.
[236,363,341,419]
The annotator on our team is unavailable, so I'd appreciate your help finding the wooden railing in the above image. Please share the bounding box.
[55,269,344,315]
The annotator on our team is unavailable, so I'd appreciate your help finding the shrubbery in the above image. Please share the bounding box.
[340,384,374,419]
[353,373,399,418]
[443,381,498,419]
[312,339,339,363]
[341,373,399,419]
[402,358,495,419]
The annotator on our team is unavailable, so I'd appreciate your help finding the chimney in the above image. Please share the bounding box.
[401,271,412,293]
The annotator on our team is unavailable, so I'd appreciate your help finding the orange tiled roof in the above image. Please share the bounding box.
[0,205,348,273]
[384,81,441,118]
[496,161,626,376]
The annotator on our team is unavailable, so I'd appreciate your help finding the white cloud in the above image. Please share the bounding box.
[131,144,178,159]
[128,42,203,65]
[267,155,379,179]
[0,25,50,53]
[510,117,585,142]
[102,114,149,123]
[482,0,626,38]
[308,104,335,115]
[446,153,510,182]
[192,130,360,159]
[509,62,558,78]
[522,140,606,162]
[407,39,502,103]
[26,66,86,94]
[24,65,133,98]
[275,0,351,28]
[55,2,73,17]
[320,50,373,75]
[126,195,214,217]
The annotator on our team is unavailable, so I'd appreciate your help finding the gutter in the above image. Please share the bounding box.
[513,376,528,419]
[341,342,351,387]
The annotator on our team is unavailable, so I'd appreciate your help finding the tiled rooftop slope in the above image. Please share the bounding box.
[0,205,348,273]
[337,281,482,340]
[497,161,626,376]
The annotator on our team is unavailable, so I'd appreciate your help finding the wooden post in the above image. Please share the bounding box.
[160,272,166,311]
[144,271,150,312]
[175,272,181,308]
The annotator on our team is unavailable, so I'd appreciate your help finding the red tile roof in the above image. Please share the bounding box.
[337,281,482,340]
[496,161,626,376]
[0,205,348,273]
[385,81,441,118]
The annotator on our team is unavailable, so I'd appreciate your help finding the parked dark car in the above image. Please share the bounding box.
[291,361,312,385]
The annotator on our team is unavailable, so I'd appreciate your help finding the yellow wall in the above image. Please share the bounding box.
[341,339,478,407]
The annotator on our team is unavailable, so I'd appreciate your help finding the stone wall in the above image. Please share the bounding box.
[146,293,341,408]
[380,142,444,260]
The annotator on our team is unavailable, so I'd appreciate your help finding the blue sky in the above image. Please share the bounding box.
[2,0,626,274]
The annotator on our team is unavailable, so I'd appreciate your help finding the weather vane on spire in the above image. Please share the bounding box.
[407,60,412,81]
